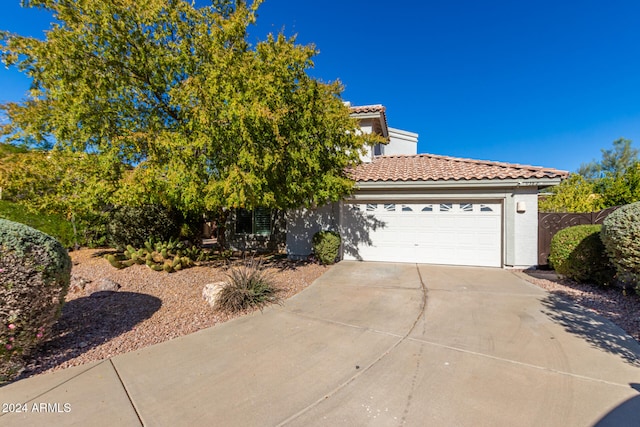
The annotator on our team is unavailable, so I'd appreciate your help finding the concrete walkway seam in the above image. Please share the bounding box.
[406,336,635,390]
[275,308,407,339]
[109,359,144,426]
[275,264,429,426]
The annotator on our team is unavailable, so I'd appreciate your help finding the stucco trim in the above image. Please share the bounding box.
[355,177,562,190]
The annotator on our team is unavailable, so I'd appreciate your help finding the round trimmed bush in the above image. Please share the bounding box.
[549,224,615,285]
[0,219,72,382]
[107,204,180,249]
[601,201,640,285]
[312,231,341,265]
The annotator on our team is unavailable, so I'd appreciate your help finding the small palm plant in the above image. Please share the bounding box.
[215,258,281,313]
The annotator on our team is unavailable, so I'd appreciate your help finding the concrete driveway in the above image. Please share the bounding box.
[1,262,639,426]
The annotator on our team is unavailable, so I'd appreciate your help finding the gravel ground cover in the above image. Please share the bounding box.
[14,248,327,382]
[519,269,640,343]
[11,254,640,384]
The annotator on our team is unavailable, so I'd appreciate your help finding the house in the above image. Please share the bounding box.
[284,104,568,268]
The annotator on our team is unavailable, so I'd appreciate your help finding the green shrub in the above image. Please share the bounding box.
[0,142,28,158]
[0,201,109,249]
[549,224,615,285]
[76,212,110,249]
[601,202,640,288]
[215,259,280,313]
[312,230,341,265]
[107,204,180,249]
[177,210,204,242]
[0,200,76,248]
[0,219,72,383]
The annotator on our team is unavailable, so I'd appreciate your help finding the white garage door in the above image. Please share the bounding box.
[342,202,502,267]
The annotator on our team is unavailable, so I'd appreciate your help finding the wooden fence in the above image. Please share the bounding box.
[538,206,619,266]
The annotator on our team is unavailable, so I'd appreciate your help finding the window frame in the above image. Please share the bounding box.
[235,207,272,236]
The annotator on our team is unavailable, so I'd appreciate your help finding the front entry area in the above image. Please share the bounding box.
[341,201,502,267]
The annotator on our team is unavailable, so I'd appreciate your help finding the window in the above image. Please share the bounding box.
[235,208,272,235]
[402,205,413,212]
[366,204,377,212]
[439,203,453,212]
[422,205,434,212]
[460,203,473,212]
[384,203,396,212]
[480,205,494,212]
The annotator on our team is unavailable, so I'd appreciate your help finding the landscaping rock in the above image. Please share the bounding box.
[85,278,121,297]
[70,274,92,294]
[203,282,226,308]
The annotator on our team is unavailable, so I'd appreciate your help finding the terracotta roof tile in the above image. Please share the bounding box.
[351,154,569,182]
[349,104,388,136]
[349,104,386,114]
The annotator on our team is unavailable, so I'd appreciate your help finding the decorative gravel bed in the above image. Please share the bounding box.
[518,269,640,343]
[12,256,640,384]
[14,249,327,382]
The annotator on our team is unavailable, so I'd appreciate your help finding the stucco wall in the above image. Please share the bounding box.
[285,204,339,259]
[358,120,375,163]
[384,128,418,156]
[504,188,539,268]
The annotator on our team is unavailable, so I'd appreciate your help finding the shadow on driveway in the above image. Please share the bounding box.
[541,294,640,366]
[594,383,640,426]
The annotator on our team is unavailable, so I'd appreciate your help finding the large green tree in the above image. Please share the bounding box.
[0,145,125,246]
[578,138,639,179]
[539,174,605,213]
[540,139,640,213]
[1,0,379,217]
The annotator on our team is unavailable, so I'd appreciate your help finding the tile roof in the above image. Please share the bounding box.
[349,104,388,135]
[351,154,569,182]
[349,104,386,114]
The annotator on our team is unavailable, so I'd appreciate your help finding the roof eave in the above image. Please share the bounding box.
[355,177,564,190]
[350,110,389,138]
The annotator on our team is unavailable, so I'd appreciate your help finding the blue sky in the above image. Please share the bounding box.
[2,0,640,173]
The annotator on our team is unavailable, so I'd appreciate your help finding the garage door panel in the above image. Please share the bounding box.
[342,201,502,267]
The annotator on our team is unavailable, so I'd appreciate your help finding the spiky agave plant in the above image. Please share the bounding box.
[215,259,281,313]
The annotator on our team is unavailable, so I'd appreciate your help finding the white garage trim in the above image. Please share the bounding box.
[341,200,503,267]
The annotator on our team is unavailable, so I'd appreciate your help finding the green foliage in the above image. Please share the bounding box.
[541,141,640,213]
[578,138,639,179]
[0,148,124,218]
[107,204,180,249]
[549,225,615,285]
[215,259,280,313]
[0,142,27,158]
[539,174,605,213]
[1,0,379,218]
[312,231,341,265]
[0,219,71,383]
[104,237,207,273]
[0,147,121,247]
[598,162,640,207]
[0,200,76,248]
[601,202,640,289]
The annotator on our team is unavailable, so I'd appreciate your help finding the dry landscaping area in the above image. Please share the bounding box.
[14,249,327,382]
[11,251,640,384]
